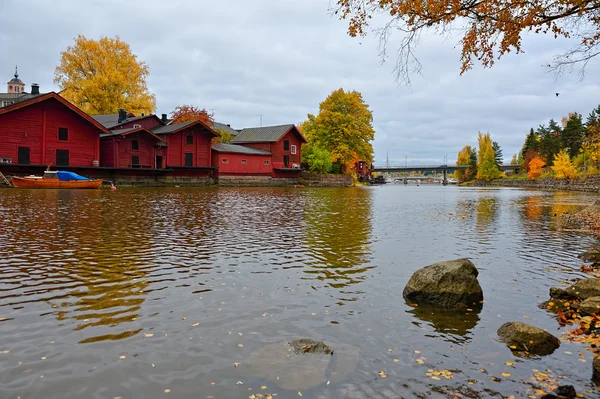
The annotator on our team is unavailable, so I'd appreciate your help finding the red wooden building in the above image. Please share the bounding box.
[211,143,272,176]
[230,124,306,177]
[151,121,217,168]
[92,109,166,131]
[0,92,109,167]
[100,127,164,168]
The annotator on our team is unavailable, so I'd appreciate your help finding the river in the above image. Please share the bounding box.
[0,185,599,398]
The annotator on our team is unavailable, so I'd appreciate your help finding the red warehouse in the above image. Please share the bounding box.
[92,109,167,131]
[151,121,217,168]
[211,143,272,176]
[0,92,109,167]
[100,127,165,168]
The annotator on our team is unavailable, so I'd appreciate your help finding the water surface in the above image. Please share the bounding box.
[1,185,599,398]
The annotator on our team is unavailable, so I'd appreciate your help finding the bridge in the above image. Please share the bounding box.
[372,164,521,185]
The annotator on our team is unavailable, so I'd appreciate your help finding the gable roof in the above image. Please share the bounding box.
[213,122,239,137]
[100,126,164,142]
[151,120,218,136]
[0,92,111,134]
[212,143,272,155]
[0,92,40,104]
[91,113,159,129]
[231,124,306,144]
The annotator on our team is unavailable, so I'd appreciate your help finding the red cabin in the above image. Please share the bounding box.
[91,110,164,131]
[230,124,306,177]
[211,143,272,176]
[100,127,164,168]
[151,121,217,168]
[0,92,109,167]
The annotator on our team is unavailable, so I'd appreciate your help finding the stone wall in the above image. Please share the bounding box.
[299,172,353,187]
[217,175,299,186]
[478,175,600,192]
[109,175,214,187]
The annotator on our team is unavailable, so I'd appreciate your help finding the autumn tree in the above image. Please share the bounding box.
[213,129,234,144]
[171,105,213,126]
[528,156,545,180]
[584,105,600,168]
[54,34,156,115]
[301,88,374,174]
[477,132,502,181]
[551,149,577,179]
[510,154,518,165]
[336,1,600,84]
[537,120,562,167]
[521,128,540,160]
[454,145,471,181]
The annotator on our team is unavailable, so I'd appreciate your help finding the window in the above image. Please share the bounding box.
[133,124,141,128]
[283,140,289,151]
[58,127,68,141]
[291,145,297,155]
[56,150,69,166]
[185,153,193,167]
[14,86,19,93]
[131,140,139,150]
[222,158,229,163]
[284,155,290,167]
[186,135,193,145]
[8,85,12,91]
[241,159,247,164]
[131,156,140,167]
[264,160,270,165]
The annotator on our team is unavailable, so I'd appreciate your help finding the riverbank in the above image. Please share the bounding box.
[472,175,600,193]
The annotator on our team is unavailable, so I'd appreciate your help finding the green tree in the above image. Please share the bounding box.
[212,128,234,144]
[561,113,586,158]
[301,145,333,174]
[455,145,471,181]
[538,120,562,167]
[492,141,503,166]
[584,105,600,167]
[465,147,478,181]
[477,132,502,181]
[521,128,539,160]
[301,88,374,175]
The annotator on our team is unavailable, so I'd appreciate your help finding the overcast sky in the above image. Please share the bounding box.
[1,0,599,166]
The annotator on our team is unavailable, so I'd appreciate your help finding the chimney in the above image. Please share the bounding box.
[118,108,127,123]
[161,114,167,123]
[31,84,40,95]
[227,124,231,127]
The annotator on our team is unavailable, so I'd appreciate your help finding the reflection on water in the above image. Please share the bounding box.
[1,186,600,398]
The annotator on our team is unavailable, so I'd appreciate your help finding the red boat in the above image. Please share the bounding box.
[11,170,103,189]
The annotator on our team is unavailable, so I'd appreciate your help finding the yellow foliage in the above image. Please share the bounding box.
[454,145,471,180]
[528,156,545,180]
[54,34,156,115]
[476,132,501,181]
[551,150,577,180]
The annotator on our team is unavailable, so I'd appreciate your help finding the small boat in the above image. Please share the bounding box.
[11,170,103,189]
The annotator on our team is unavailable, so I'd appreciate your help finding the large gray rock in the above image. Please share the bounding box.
[550,278,600,301]
[403,258,483,308]
[578,296,600,316]
[497,322,560,356]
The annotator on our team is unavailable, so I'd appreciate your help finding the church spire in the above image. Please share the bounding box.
[14,65,18,79]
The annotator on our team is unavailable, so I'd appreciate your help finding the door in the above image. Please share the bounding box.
[156,156,163,169]
[284,155,290,167]
[131,155,140,168]
[56,150,69,166]
[18,147,30,164]
[185,153,193,167]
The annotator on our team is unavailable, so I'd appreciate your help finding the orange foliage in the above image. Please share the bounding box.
[523,149,540,171]
[171,105,214,127]
[528,156,545,180]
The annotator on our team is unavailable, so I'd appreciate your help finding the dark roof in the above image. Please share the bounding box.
[213,122,239,137]
[231,124,306,144]
[91,113,152,129]
[211,143,272,155]
[100,126,164,142]
[7,77,24,85]
[0,93,41,105]
[151,121,196,134]
[0,92,111,134]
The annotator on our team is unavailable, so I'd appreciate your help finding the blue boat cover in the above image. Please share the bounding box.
[56,171,89,181]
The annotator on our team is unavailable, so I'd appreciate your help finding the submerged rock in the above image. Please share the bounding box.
[578,296,600,316]
[579,248,600,265]
[541,385,577,399]
[594,355,600,383]
[403,258,483,308]
[549,278,600,301]
[238,339,359,390]
[497,322,560,356]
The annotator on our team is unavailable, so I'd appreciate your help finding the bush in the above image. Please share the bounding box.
[528,156,545,180]
[551,149,577,180]
[302,146,333,174]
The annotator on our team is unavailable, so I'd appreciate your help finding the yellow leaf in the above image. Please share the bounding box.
[298,392,302,397]
[505,362,515,366]
[144,333,153,338]
[501,372,511,377]
[414,350,421,354]
[191,323,199,327]
[378,370,387,378]
[238,344,244,348]
[261,386,267,390]
[393,359,399,362]
[164,389,171,393]
[119,355,126,359]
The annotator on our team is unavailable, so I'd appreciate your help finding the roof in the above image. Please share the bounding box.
[91,113,155,129]
[231,124,306,144]
[211,143,272,155]
[151,120,218,136]
[213,122,239,137]
[100,126,164,142]
[0,93,40,103]
[0,92,111,134]
[7,77,24,85]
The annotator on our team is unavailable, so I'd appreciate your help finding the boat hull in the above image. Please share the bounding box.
[11,177,103,189]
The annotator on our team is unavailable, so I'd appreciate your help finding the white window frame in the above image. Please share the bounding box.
[291,145,297,155]
[133,124,142,128]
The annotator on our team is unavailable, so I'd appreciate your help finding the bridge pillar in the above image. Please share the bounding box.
[442,169,448,186]
[403,177,408,185]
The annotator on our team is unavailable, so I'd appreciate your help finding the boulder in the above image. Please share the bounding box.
[578,296,600,316]
[403,258,483,308]
[541,385,576,399]
[549,278,600,301]
[497,322,560,356]
[579,248,600,264]
[593,355,600,383]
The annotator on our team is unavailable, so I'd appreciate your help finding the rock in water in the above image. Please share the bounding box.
[593,355,600,383]
[289,339,333,355]
[579,248,600,265]
[578,296,600,316]
[549,278,600,301]
[497,322,560,356]
[402,258,483,308]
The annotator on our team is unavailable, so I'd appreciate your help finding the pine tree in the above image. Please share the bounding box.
[492,141,503,166]
[521,128,539,159]
[561,113,585,158]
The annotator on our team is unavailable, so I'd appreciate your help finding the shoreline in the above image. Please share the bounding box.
[469,175,600,193]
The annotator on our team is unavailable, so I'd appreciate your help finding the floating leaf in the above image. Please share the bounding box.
[191,323,199,327]
[238,344,244,348]
[378,370,387,378]
[119,355,126,359]
[164,389,171,393]
[144,333,153,338]
[298,392,302,396]
[505,361,515,366]
[261,385,267,390]
[234,362,240,367]
[393,359,400,363]
[501,372,511,377]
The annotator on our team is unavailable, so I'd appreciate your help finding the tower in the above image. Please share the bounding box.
[7,66,25,94]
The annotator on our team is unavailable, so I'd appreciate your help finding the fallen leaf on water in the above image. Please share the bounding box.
[113,397,122,399]
[489,376,501,382]
[311,313,316,316]
[40,357,46,360]
[509,345,517,349]
[119,355,126,359]
[238,344,244,348]
[236,381,244,385]
[501,372,511,377]
[262,313,268,317]
[211,382,215,385]
[164,389,171,393]
[393,359,399,363]
[327,380,330,385]
[416,359,424,364]
[378,370,387,378]
[191,323,199,327]
[298,392,302,397]
[234,362,240,367]
[144,333,153,338]
[261,385,267,389]
[414,350,421,354]
[182,317,186,320]
[505,362,515,366]
[467,380,475,385]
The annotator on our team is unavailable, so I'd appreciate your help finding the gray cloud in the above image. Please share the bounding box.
[1,0,599,166]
